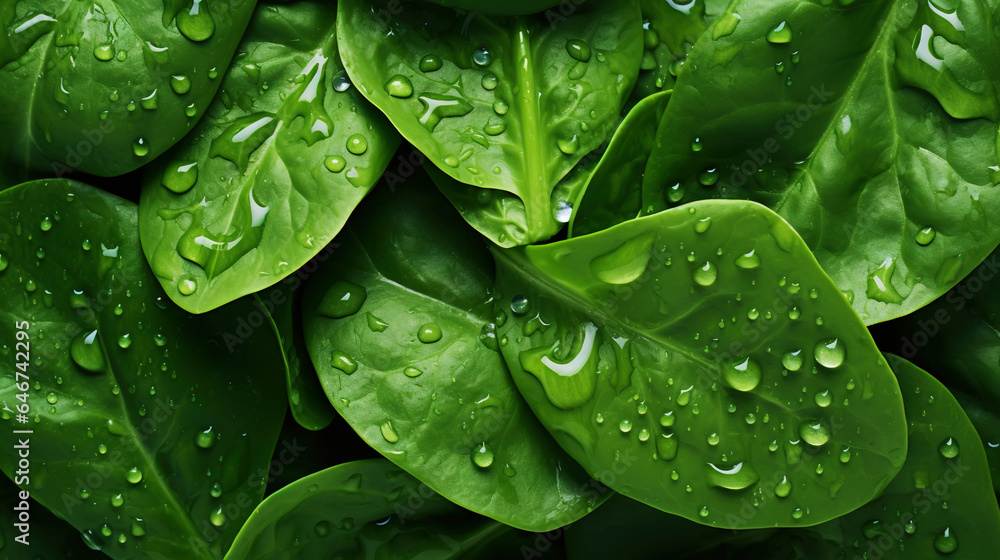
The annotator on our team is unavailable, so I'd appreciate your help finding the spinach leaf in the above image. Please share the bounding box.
[569,90,670,237]
[1,475,108,558]
[0,0,256,179]
[226,459,561,560]
[565,494,773,560]
[734,356,1000,559]
[336,0,643,246]
[303,175,607,531]
[951,389,1000,492]
[420,1,565,16]
[494,199,908,528]
[0,179,287,559]
[260,278,335,432]
[634,0,1000,325]
[140,0,400,314]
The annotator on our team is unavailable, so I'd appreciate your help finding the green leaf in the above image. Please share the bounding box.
[493,199,908,528]
[140,1,400,314]
[225,459,552,560]
[419,1,566,16]
[260,277,335,432]
[631,0,1000,324]
[569,90,671,237]
[951,389,1000,492]
[1,475,107,558]
[336,0,643,246]
[566,494,773,560]
[0,0,257,178]
[303,175,607,532]
[734,356,1000,559]
[0,179,287,559]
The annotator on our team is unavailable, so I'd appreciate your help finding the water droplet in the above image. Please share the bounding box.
[493,100,509,115]
[814,338,845,369]
[481,73,498,90]
[318,280,367,318]
[558,135,580,155]
[775,475,791,497]
[510,295,530,315]
[781,350,803,371]
[117,334,131,349]
[799,420,830,446]
[161,161,198,193]
[866,256,903,304]
[323,155,347,173]
[177,275,198,296]
[707,461,759,490]
[177,0,216,42]
[694,217,712,233]
[472,442,495,468]
[384,74,413,98]
[693,261,717,286]
[71,330,105,373]
[94,44,114,61]
[934,527,958,554]
[332,71,352,92]
[346,134,368,155]
[380,420,399,443]
[565,39,592,62]
[725,357,762,392]
[814,390,832,407]
[417,93,474,131]
[618,419,633,433]
[417,323,442,343]
[735,250,760,269]
[699,506,710,518]
[916,226,936,246]
[707,433,720,445]
[698,168,719,186]
[403,366,423,378]
[170,74,191,95]
[111,493,124,507]
[766,21,792,44]
[939,437,959,458]
[196,427,215,449]
[472,46,493,66]
[656,433,678,460]
[210,507,226,527]
[840,447,852,463]
[126,467,143,484]
[133,138,149,157]
[331,351,358,374]
[419,54,443,72]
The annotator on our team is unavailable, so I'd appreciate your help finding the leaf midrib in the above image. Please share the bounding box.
[510,16,550,231]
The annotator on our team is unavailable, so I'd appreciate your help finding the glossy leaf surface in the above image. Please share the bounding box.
[225,459,553,560]
[337,0,642,246]
[0,0,256,178]
[495,199,907,528]
[140,0,399,314]
[421,0,565,16]
[633,0,1000,324]
[735,356,1000,559]
[303,177,607,531]
[0,179,287,559]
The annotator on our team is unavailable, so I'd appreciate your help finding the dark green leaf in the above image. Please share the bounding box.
[494,199,907,528]
[226,459,560,560]
[0,0,256,178]
[734,356,1000,559]
[303,175,607,531]
[140,0,400,314]
[632,0,1000,324]
[0,475,107,558]
[0,179,287,559]
[336,0,643,246]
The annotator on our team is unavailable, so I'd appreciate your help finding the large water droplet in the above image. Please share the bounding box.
[916,226,936,246]
[346,134,368,155]
[209,507,226,527]
[384,74,413,98]
[195,426,215,449]
[775,475,791,497]
[566,39,592,62]
[656,433,678,460]
[472,442,495,468]
[71,330,105,373]
[766,21,792,44]
[472,46,493,66]
[706,461,759,490]
[177,0,215,42]
[380,420,399,443]
[417,93,474,131]
[417,323,442,343]
[735,250,760,269]
[161,162,198,194]
[725,357,762,392]
[938,437,959,458]
[782,349,803,371]
[814,338,845,369]
[318,280,367,318]
[419,54,443,72]
[799,420,830,446]
[693,261,718,286]
[934,527,958,554]
[590,233,654,284]
[126,467,143,484]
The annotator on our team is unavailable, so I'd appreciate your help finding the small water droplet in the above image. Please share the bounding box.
[384,74,413,98]
[196,427,215,449]
[418,323,442,343]
[472,46,493,66]
[472,442,495,468]
[916,226,936,246]
[693,261,717,286]
[380,420,399,443]
[565,39,592,62]
[419,54,443,72]
[126,467,143,484]
[938,437,959,458]
[766,21,793,44]
[934,527,958,554]
[814,338,845,369]
[346,134,368,155]
[209,507,226,527]
[799,420,830,446]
